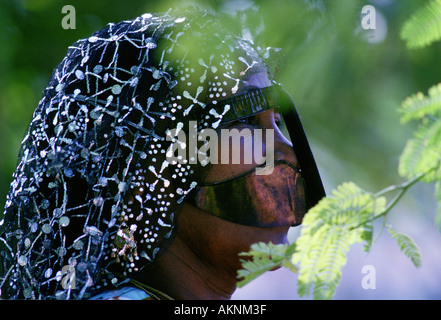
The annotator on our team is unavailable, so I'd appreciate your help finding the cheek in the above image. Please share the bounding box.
[198,124,298,184]
[202,127,270,183]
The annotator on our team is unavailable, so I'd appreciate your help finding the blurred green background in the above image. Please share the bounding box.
[1,0,440,299]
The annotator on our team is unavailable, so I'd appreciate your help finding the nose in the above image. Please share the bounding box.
[255,110,300,170]
[274,128,299,169]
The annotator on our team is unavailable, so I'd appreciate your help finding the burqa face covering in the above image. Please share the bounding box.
[193,160,307,227]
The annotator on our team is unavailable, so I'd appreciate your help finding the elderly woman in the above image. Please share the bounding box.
[0,10,325,300]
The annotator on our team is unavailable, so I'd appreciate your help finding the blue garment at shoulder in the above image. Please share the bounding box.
[89,287,151,300]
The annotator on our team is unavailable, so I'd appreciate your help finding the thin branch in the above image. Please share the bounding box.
[350,170,431,230]
[374,171,427,198]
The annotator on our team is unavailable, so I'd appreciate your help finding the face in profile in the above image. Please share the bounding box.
[188,69,306,228]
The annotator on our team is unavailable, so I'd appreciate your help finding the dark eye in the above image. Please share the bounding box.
[237,116,257,126]
[274,115,283,129]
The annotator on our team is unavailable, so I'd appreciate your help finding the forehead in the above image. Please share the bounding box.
[241,71,272,93]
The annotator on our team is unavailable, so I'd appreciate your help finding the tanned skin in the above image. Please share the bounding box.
[136,72,302,299]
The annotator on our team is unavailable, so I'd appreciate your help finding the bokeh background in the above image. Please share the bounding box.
[1,0,440,299]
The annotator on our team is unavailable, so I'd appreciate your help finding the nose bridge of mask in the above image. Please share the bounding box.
[199,159,299,187]
[193,160,307,227]
[211,84,326,210]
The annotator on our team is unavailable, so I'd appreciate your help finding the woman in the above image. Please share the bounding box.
[0,9,325,300]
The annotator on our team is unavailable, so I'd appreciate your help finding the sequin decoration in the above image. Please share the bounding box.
[0,9,280,299]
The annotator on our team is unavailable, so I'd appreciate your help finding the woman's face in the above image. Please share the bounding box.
[176,71,303,270]
[187,68,306,230]
[202,70,300,184]
[202,109,299,183]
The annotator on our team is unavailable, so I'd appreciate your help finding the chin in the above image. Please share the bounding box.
[254,225,291,246]
[237,225,290,272]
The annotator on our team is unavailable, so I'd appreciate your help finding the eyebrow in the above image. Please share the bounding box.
[236,85,265,95]
[214,85,279,124]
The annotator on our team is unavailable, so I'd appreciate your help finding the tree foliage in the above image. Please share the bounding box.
[239,1,441,299]
[401,0,441,49]
[292,183,385,299]
[237,242,297,288]
[399,84,441,183]
[388,228,422,268]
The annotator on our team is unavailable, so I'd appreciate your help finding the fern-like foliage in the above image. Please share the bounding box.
[237,242,297,287]
[291,182,386,299]
[399,82,441,232]
[400,0,441,237]
[400,83,441,124]
[399,120,441,182]
[238,3,441,300]
[387,228,422,268]
[401,0,441,49]
[399,84,441,183]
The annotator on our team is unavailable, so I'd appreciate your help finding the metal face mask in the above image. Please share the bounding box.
[193,160,307,227]
[209,84,326,211]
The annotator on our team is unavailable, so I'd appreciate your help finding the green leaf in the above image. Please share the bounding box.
[302,182,382,231]
[400,83,441,123]
[388,227,422,268]
[291,182,385,300]
[398,119,441,182]
[237,242,297,288]
[401,0,441,49]
[293,224,357,300]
